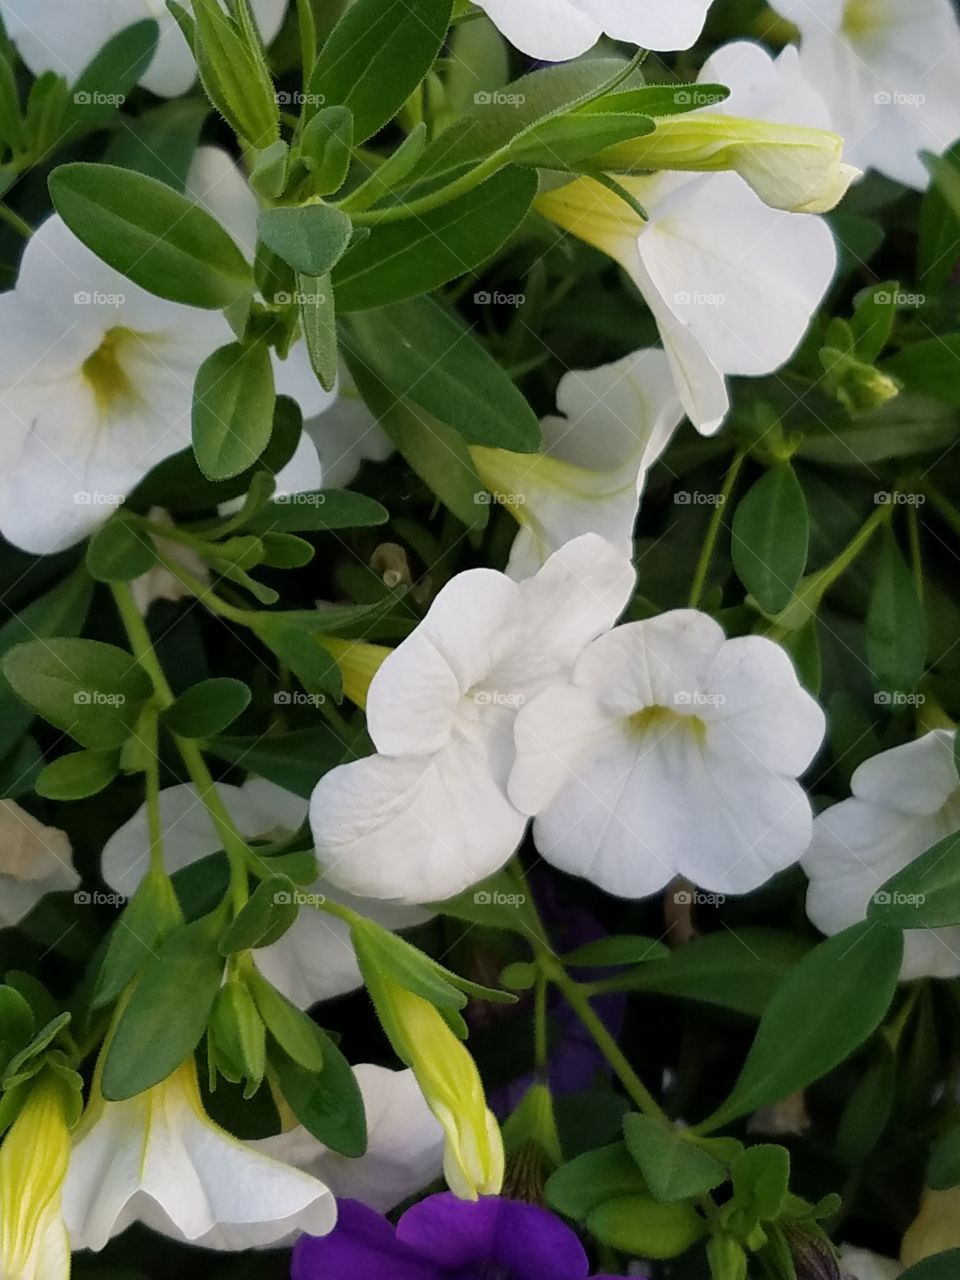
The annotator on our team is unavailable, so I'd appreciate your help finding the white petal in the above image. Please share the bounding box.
[473,0,713,59]
[185,145,260,258]
[311,737,527,904]
[255,1065,444,1212]
[839,1246,903,1280]
[851,730,958,816]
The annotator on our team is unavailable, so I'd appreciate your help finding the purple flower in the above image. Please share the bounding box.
[292,1194,622,1280]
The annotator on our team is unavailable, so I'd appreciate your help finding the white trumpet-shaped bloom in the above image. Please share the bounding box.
[0,800,78,927]
[598,42,860,214]
[311,534,637,905]
[61,1057,335,1251]
[509,610,826,899]
[803,730,960,981]
[471,348,684,579]
[771,0,960,189]
[255,1064,444,1212]
[0,215,230,554]
[537,41,840,434]
[0,1077,72,1280]
[0,0,288,98]
[186,147,392,487]
[473,0,716,61]
[102,778,430,1009]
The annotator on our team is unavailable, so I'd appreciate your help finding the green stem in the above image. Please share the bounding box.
[111,584,251,914]
[907,502,924,604]
[153,552,252,625]
[923,481,960,538]
[0,203,31,239]
[533,971,549,1075]
[688,450,746,609]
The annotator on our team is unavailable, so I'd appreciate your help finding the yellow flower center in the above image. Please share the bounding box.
[82,328,141,413]
[629,705,707,740]
[842,0,881,37]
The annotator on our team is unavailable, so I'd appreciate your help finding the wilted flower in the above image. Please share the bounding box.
[0,799,78,926]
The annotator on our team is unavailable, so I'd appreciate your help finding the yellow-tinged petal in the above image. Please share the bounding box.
[0,1079,71,1280]
[316,637,392,710]
[902,1187,960,1266]
[536,176,645,268]
[387,983,504,1200]
[597,115,861,214]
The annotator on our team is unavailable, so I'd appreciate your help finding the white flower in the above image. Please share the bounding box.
[254,1064,444,1212]
[771,0,960,189]
[311,534,637,905]
[0,215,230,554]
[508,610,825,899]
[102,777,430,1009]
[537,165,836,434]
[0,1076,72,1280]
[186,147,392,488]
[473,0,715,60]
[0,799,79,926]
[803,730,960,981]
[61,1057,335,1251]
[840,1245,903,1280]
[471,348,684,579]
[1,0,288,98]
[598,42,860,213]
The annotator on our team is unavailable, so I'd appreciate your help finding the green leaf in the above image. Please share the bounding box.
[732,463,809,614]
[257,205,353,277]
[703,922,903,1130]
[866,526,927,698]
[929,1127,960,1190]
[430,869,543,937]
[91,869,182,1011]
[508,110,655,168]
[0,987,35,1074]
[546,1143,647,1219]
[68,20,159,136]
[35,748,120,801]
[850,280,898,364]
[300,106,354,195]
[901,1254,960,1280]
[730,1144,790,1222]
[0,52,24,153]
[345,354,487,529]
[868,830,960,929]
[249,140,289,201]
[86,516,157,583]
[245,488,388,533]
[49,164,253,308]
[101,916,225,1098]
[191,0,279,147]
[192,342,276,480]
[308,0,453,143]
[334,167,537,312]
[271,1032,367,1155]
[218,876,299,953]
[341,296,541,452]
[884,336,960,408]
[246,967,326,1071]
[298,272,338,392]
[564,936,672,968]
[920,144,960,293]
[248,615,341,696]
[3,639,152,750]
[587,1195,707,1259]
[163,678,252,739]
[104,99,209,190]
[207,727,347,798]
[601,928,812,1018]
[623,1114,727,1203]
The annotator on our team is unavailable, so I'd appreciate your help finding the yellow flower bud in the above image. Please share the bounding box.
[387,981,504,1200]
[315,636,392,710]
[0,1078,72,1279]
[596,114,861,214]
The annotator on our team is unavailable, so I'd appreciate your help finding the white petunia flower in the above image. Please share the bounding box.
[537,42,839,434]
[61,1057,335,1251]
[598,42,860,213]
[102,777,430,1009]
[803,730,960,981]
[186,146,392,487]
[770,0,960,189]
[471,348,684,579]
[473,0,715,61]
[537,168,836,435]
[840,1245,903,1280]
[0,0,288,99]
[254,1064,444,1212]
[311,534,637,905]
[0,799,79,926]
[508,610,826,899]
[0,215,231,554]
